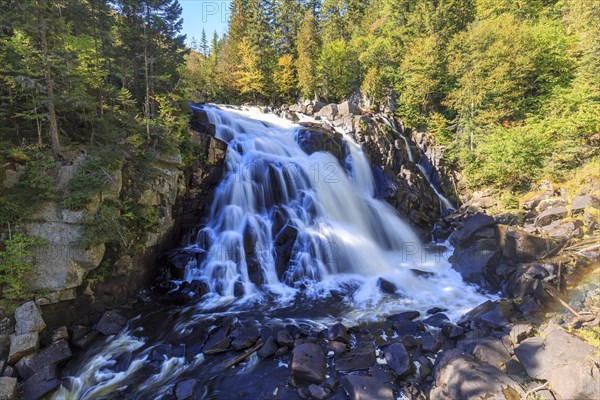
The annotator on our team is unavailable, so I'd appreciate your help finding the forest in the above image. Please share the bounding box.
[0,0,599,292]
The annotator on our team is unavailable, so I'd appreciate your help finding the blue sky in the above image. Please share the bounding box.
[180,0,232,44]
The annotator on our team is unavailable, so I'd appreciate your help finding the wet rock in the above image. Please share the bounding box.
[233,281,245,297]
[295,127,343,161]
[174,379,200,400]
[386,311,420,322]
[50,326,69,343]
[21,364,59,400]
[277,330,295,348]
[534,206,568,227]
[377,278,397,295]
[327,323,350,344]
[334,342,376,371]
[342,375,394,400]
[0,377,17,399]
[430,349,524,400]
[246,259,265,287]
[291,343,327,384]
[497,225,557,262]
[189,279,210,298]
[95,310,126,336]
[514,324,600,400]
[400,335,420,348]
[257,336,278,359]
[15,302,46,334]
[274,224,299,279]
[449,213,496,247]
[426,307,447,315]
[72,330,98,349]
[150,344,186,362]
[441,323,464,339]
[203,321,232,355]
[275,346,290,357]
[420,332,442,353]
[24,340,71,379]
[382,342,412,376]
[450,239,501,290]
[423,313,449,328]
[307,384,330,400]
[8,333,39,364]
[326,340,347,355]
[391,320,419,336]
[229,323,260,351]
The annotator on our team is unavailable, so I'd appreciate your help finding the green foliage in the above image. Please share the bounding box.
[317,39,360,102]
[0,234,46,297]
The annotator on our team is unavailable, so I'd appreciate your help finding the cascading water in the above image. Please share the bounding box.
[51,105,489,399]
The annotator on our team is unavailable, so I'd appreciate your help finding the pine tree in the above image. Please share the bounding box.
[235,37,267,103]
[296,8,320,100]
[273,54,298,102]
[200,29,209,57]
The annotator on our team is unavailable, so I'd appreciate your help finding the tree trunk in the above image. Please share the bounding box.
[36,0,62,155]
[143,5,151,140]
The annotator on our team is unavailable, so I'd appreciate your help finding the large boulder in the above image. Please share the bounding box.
[8,333,39,364]
[496,225,557,262]
[430,349,524,400]
[21,364,59,400]
[291,343,327,384]
[14,302,46,335]
[337,101,359,117]
[0,377,17,400]
[571,194,600,214]
[449,213,496,248]
[534,206,568,227]
[294,127,344,161]
[334,342,376,371]
[449,239,501,290]
[514,324,600,400]
[315,104,338,120]
[382,343,412,377]
[95,311,126,336]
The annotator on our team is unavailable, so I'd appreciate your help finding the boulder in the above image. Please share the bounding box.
[229,323,260,351]
[534,206,568,227]
[457,337,511,369]
[21,364,59,400]
[337,101,359,116]
[391,320,419,336]
[315,104,338,121]
[377,278,397,295]
[334,342,376,371]
[257,336,278,359]
[541,220,583,240]
[423,313,450,328]
[149,344,185,362]
[327,323,350,344]
[23,340,71,380]
[514,324,600,400]
[420,332,443,353]
[8,333,39,364]
[342,375,394,400]
[450,239,501,290]
[174,379,200,400]
[95,310,126,336]
[50,326,69,343]
[382,343,412,376]
[202,320,233,355]
[386,311,420,322]
[291,343,327,384]
[571,194,600,214]
[0,377,17,400]
[430,349,524,400]
[449,213,496,247]
[496,225,557,262]
[276,330,295,348]
[536,198,566,213]
[14,302,46,334]
[307,384,330,400]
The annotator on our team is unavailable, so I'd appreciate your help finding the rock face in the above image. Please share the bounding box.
[514,324,600,400]
[291,343,327,384]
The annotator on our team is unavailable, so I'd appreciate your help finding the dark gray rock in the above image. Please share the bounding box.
[383,342,412,376]
[23,340,71,380]
[450,238,501,290]
[508,322,535,346]
[8,333,39,364]
[326,340,347,355]
[257,336,278,359]
[385,311,420,322]
[423,313,449,328]
[420,332,442,353]
[457,337,511,369]
[14,302,46,335]
[426,307,447,315]
[449,213,496,247]
[276,329,295,348]
[514,324,600,400]
[229,323,260,351]
[291,343,327,384]
[342,375,394,400]
[459,300,510,329]
[441,323,464,339]
[377,278,397,295]
[327,323,349,344]
[334,342,376,371]
[0,377,17,400]
[175,379,200,400]
[534,206,568,226]
[496,224,557,262]
[391,320,419,336]
[50,326,69,343]
[307,384,330,400]
[95,311,126,336]
[72,330,98,349]
[149,344,185,362]
[203,320,232,355]
[21,364,59,400]
[541,220,583,240]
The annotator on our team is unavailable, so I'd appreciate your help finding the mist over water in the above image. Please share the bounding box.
[52,105,491,399]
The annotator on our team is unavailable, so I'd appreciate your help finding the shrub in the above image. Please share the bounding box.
[0,234,46,297]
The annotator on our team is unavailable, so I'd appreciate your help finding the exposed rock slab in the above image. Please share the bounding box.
[291,343,327,384]
[14,302,46,334]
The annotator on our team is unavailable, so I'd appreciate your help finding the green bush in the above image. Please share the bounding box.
[63,154,121,210]
[0,234,46,297]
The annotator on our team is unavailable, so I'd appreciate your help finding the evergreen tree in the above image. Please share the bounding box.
[296,9,320,99]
